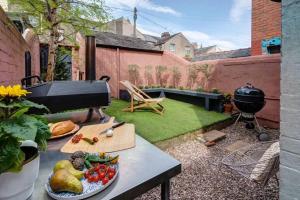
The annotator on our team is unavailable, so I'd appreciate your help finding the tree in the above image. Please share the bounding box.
[144,65,153,86]
[128,64,140,85]
[155,65,167,86]
[171,66,181,88]
[197,64,214,89]
[9,0,109,81]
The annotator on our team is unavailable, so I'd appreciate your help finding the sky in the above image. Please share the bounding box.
[104,0,251,50]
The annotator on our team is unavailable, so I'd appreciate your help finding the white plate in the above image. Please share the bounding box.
[45,164,119,200]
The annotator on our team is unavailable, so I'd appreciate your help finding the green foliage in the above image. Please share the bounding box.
[210,88,221,94]
[223,93,232,104]
[128,64,140,85]
[9,0,110,80]
[9,0,110,38]
[195,87,204,92]
[0,96,50,174]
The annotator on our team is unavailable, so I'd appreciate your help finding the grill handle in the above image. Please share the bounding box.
[21,75,42,87]
[99,75,110,82]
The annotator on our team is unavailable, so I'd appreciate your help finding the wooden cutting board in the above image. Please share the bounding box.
[60,117,136,153]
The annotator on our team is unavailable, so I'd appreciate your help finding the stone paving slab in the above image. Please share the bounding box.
[203,130,226,142]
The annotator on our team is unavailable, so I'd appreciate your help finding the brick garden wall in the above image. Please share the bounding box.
[0,7,40,85]
[78,45,280,128]
[251,0,281,55]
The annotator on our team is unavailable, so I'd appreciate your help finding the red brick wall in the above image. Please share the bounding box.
[0,7,40,85]
[251,0,281,55]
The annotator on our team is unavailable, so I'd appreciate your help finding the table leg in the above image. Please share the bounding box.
[161,180,170,200]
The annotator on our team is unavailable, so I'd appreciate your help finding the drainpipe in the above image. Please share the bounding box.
[85,35,96,80]
[117,47,120,98]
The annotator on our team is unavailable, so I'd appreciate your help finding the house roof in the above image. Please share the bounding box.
[94,32,161,52]
[155,33,180,45]
[143,34,160,43]
[194,45,217,55]
[192,48,251,61]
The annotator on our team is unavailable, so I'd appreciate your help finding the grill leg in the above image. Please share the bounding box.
[84,107,107,123]
[254,115,262,132]
[234,113,242,127]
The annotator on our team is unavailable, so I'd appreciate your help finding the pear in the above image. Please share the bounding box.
[50,169,83,194]
[53,160,84,179]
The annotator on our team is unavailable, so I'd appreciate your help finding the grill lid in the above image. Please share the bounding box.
[234,83,265,98]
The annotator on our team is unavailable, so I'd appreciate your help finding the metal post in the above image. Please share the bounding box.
[25,51,31,86]
[133,7,137,38]
[85,35,96,80]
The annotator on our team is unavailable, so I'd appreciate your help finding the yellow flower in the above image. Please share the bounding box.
[0,85,30,98]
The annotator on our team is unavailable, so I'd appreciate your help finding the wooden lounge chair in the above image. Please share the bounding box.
[120,81,165,115]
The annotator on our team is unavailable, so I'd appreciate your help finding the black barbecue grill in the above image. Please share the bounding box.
[21,75,111,121]
[233,83,270,141]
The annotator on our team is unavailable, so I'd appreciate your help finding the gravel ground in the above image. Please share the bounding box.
[135,123,280,200]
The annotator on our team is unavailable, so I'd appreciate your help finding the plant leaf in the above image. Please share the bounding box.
[9,107,30,119]
[0,115,37,141]
[0,133,25,174]
[20,100,49,112]
[34,119,51,151]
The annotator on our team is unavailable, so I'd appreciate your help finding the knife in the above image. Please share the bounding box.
[99,121,125,134]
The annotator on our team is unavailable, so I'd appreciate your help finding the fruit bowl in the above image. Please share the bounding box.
[45,163,118,200]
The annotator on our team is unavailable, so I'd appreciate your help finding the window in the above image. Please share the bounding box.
[185,47,191,56]
[169,43,176,52]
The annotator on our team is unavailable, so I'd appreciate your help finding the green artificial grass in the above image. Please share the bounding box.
[104,98,230,143]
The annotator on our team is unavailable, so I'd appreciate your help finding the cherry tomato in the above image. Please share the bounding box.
[94,164,100,171]
[92,175,99,182]
[93,137,99,142]
[84,171,90,179]
[98,171,105,180]
[102,177,109,185]
[99,164,106,170]
[78,134,83,138]
[108,172,115,180]
[87,176,94,183]
[107,167,115,174]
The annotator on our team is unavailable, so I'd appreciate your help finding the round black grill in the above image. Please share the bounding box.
[233,83,265,114]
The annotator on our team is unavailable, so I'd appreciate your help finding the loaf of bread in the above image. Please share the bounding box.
[50,120,76,136]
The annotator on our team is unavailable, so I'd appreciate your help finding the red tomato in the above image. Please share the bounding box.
[98,171,105,180]
[108,172,115,180]
[84,171,90,179]
[102,177,109,185]
[107,167,115,174]
[94,164,100,171]
[93,137,99,142]
[99,164,106,169]
[87,176,94,183]
[92,175,100,182]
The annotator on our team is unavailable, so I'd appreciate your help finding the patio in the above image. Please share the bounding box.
[137,123,279,200]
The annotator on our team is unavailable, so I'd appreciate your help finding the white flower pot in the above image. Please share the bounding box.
[0,140,40,200]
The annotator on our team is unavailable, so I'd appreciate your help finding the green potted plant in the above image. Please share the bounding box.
[0,85,51,200]
[223,93,233,113]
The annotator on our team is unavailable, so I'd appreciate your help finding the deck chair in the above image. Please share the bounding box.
[120,80,165,115]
